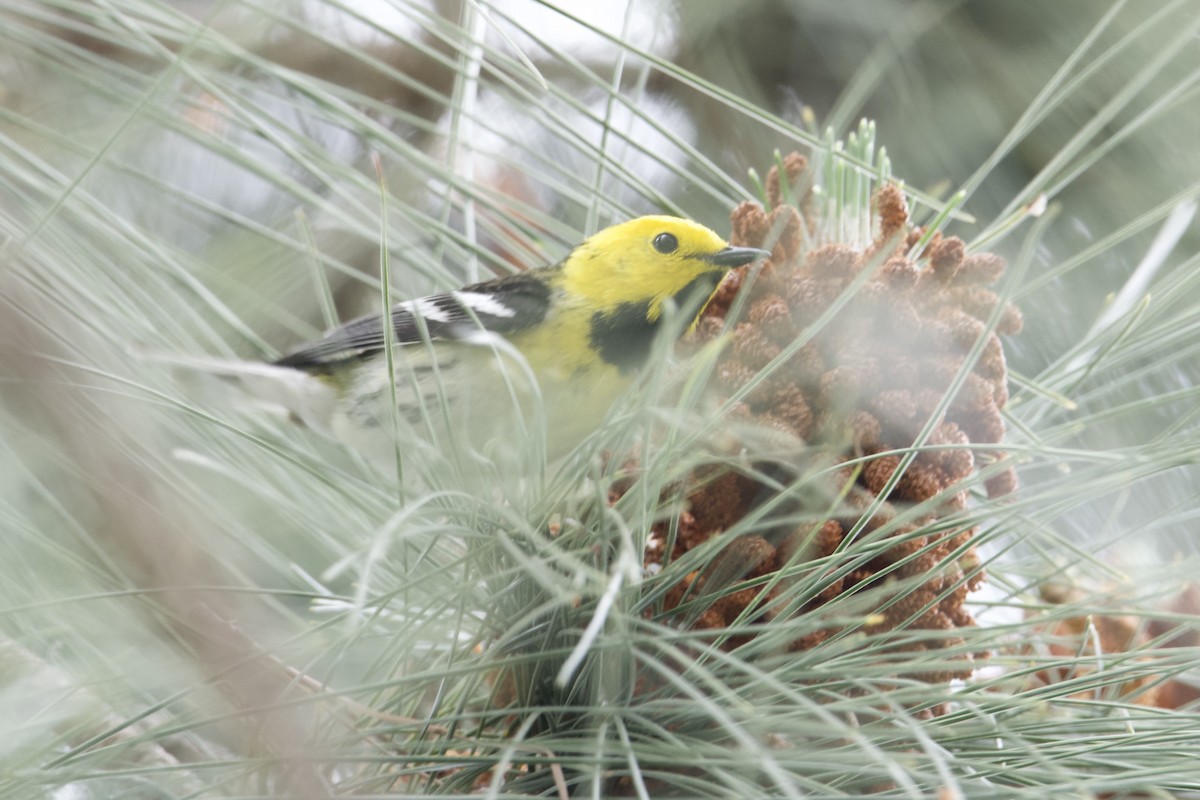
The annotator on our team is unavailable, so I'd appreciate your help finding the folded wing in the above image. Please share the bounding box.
[274,272,553,370]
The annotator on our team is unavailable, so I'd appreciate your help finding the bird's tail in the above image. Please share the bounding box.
[134,349,336,435]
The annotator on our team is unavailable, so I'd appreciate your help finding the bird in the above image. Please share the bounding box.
[272,216,768,471]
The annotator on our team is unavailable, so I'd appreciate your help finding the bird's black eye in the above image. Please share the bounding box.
[653,232,679,254]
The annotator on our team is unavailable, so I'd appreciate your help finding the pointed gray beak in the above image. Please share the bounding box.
[704,246,771,268]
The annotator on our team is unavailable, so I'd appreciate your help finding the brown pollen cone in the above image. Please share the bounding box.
[637,154,1022,685]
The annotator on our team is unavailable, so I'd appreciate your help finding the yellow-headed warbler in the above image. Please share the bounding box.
[274,216,767,467]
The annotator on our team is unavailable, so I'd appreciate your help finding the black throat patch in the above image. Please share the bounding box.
[588,272,722,374]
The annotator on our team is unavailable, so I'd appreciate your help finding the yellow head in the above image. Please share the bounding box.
[560,215,768,320]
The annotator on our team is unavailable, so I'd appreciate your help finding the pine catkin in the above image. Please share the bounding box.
[633,153,1023,688]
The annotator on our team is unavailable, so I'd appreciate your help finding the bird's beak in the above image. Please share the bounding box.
[704,245,771,268]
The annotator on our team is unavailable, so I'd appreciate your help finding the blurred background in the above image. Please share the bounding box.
[2,1,1198,797]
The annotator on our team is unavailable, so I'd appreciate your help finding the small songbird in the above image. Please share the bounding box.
[272,216,767,470]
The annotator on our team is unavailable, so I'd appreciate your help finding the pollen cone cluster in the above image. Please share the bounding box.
[643,153,1022,681]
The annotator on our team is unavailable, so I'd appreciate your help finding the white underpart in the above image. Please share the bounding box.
[453,291,517,318]
[455,329,507,347]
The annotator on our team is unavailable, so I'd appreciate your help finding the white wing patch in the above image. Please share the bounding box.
[453,291,517,318]
[401,297,452,323]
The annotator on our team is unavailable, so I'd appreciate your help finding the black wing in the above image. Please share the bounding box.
[274,272,554,370]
